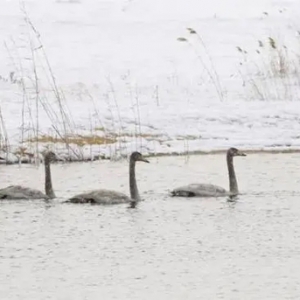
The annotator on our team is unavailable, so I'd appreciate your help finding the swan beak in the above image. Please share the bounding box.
[140,157,150,163]
[237,151,246,156]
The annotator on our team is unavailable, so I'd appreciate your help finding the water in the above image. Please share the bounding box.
[1,153,300,300]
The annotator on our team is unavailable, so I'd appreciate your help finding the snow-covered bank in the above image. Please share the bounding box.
[0,0,300,162]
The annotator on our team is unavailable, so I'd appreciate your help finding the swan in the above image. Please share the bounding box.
[170,147,246,197]
[0,151,57,200]
[66,151,149,204]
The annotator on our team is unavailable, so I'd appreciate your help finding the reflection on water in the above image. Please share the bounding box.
[1,153,300,300]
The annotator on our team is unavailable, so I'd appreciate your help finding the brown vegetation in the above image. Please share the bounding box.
[27,134,116,146]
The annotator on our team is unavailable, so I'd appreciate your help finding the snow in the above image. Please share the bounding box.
[0,0,300,162]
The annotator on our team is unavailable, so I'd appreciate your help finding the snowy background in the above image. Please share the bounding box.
[0,0,300,161]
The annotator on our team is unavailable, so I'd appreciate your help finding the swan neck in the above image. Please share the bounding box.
[45,159,55,199]
[227,153,238,194]
[129,159,139,201]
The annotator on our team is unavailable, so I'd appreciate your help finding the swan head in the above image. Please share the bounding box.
[228,147,246,157]
[44,151,57,163]
[131,151,150,163]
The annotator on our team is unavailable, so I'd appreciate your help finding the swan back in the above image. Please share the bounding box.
[0,185,49,199]
[171,183,228,197]
[67,189,131,204]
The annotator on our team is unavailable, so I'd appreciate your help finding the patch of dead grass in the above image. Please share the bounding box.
[28,134,116,146]
[177,135,199,140]
[136,133,163,138]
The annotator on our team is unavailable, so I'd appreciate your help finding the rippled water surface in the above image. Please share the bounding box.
[1,153,300,300]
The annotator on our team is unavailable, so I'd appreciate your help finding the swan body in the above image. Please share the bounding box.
[0,185,49,200]
[171,183,228,197]
[67,189,130,204]
[66,151,149,205]
[0,151,57,200]
[170,147,246,198]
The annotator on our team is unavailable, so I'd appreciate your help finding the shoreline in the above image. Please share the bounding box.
[151,148,300,157]
[1,147,300,165]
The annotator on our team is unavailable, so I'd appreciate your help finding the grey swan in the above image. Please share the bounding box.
[170,147,246,197]
[66,151,149,204]
[0,151,57,200]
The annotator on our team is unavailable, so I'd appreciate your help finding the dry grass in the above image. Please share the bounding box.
[26,132,168,151]
[27,134,116,146]
[94,126,106,131]
[134,133,163,139]
[123,133,166,144]
[95,126,163,139]
[27,132,200,146]
[177,27,224,101]
[177,135,198,141]
[237,35,300,101]
[99,129,165,140]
